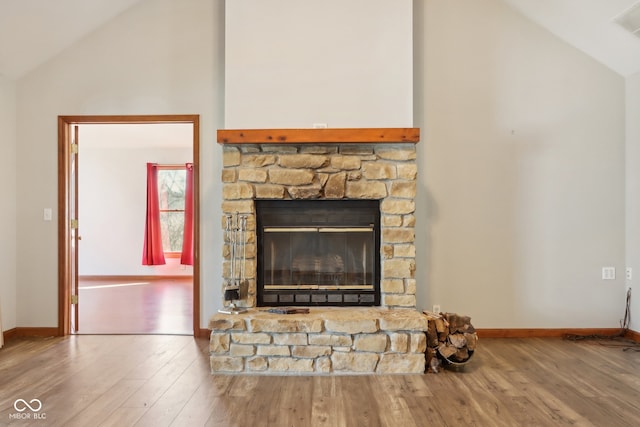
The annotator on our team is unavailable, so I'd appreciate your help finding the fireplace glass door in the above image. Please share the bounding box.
[256,200,380,306]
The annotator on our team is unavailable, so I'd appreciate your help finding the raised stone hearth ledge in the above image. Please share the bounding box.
[217,128,420,145]
[209,307,428,375]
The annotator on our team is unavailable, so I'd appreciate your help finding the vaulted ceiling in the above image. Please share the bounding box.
[503,0,640,77]
[0,0,144,79]
[1,0,639,80]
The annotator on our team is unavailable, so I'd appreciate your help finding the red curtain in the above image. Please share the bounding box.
[142,163,166,265]
[181,163,194,265]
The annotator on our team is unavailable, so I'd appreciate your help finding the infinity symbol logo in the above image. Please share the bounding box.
[13,399,42,412]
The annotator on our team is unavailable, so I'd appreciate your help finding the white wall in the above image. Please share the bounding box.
[626,70,640,332]
[79,146,192,276]
[12,0,633,331]
[16,0,223,328]
[225,0,413,129]
[0,76,17,332]
[415,0,627,328]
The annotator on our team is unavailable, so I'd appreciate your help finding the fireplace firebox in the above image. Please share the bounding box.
[256,199,380,306]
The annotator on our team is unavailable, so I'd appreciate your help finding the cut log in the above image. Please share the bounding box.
[427,319,439,347]
[448,333,467,349]
[454,347,469,362]
[445,313,472,334]
[437,343,458,359]
[464,332,478,351]
[434,316,447,333]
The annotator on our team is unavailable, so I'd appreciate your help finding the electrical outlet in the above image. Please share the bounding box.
[602,267,616,280]
[626,268,632,280]
[432,304,441,314]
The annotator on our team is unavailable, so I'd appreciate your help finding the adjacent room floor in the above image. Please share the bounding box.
[77,277,193,335]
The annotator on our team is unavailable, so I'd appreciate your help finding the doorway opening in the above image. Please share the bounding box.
[57,115,201,336]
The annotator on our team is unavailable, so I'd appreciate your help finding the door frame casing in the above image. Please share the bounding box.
[57,114,202,336]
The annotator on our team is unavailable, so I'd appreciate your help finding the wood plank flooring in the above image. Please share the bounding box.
[0,335,639,426]
[78,277,192,335]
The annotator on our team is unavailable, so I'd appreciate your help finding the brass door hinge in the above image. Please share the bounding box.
[71,143,78,154]
[71,219,78,229]
[71,295,78,304]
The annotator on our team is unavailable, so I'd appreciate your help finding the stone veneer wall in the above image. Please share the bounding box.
[214,141,424,374]
[209,308,427,374]
[221,143,418,309]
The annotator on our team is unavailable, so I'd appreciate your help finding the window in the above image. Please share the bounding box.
[157,166,187,255]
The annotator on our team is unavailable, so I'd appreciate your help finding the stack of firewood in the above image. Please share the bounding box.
[423,311,478,373]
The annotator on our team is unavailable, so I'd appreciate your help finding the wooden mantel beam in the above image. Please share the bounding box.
[217,128,420,144]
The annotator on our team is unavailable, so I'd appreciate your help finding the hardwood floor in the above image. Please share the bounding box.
[78,277,193,335]
[0,335,639,426]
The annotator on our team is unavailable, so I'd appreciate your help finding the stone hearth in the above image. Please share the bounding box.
[213,128,423,374]
[209,307,427,374]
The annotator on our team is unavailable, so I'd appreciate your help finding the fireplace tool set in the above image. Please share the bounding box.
[219,213,249,314]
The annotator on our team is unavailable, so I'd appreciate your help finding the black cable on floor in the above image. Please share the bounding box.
[563,288,640,351]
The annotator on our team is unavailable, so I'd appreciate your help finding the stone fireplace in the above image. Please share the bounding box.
[210,128,428,374]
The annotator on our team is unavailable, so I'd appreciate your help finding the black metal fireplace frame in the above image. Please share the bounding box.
[256,199,381,307]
